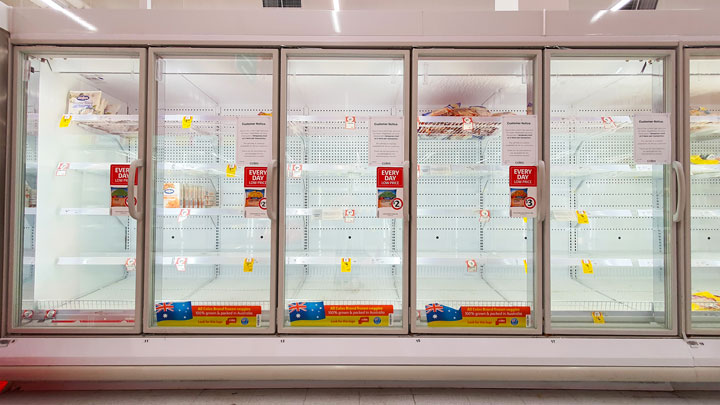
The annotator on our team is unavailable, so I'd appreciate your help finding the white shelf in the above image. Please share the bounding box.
[285,251,401,266]
[56,252,270,266]
[551,252,659,268]
[59,208,245,217]
[416,252,527,267]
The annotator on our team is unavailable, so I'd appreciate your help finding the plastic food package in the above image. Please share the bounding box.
[67,91,103,115]
[419,102,515,139]
[163,183,216,208]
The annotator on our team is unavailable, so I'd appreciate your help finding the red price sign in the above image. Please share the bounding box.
[244,167,267,188]
[509,166,537,187]
[376,167,404,188]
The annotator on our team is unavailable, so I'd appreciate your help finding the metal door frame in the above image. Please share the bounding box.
[5,46,148,334]
[409,48,543,335]
[144,47,279,334]
[543,48,679,336]
[277,48,411,334]
[683,46,720,336]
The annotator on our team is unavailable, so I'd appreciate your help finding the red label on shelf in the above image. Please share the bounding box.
[110,164,138,186]
[376,167,403,188]
[460,306,531,318]
[191,305,262,317]
[324,305,394,316]
[244,167,267,188]
[509,166,537,187]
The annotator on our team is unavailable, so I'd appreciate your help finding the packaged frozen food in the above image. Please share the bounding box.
[419,102,515,139]
[67,91,103,115]
[377,189,397,208]
[690,106,711,116]
[692,291,720,311]
[245,189,265,208]
[163,183,181,208]
[510,188,528,207]
[691,154,720,165]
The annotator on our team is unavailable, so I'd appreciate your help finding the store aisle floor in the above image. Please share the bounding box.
[0,388,718,404]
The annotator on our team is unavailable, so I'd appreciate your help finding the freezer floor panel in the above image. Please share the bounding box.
[284,275,403,307]
[551,277,657,312]
[185,277,271,309]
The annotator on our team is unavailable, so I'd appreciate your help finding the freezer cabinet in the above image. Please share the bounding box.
[686,49,720,334]
[412,50,542,333]
[8,47,146,332]
[146,49,278,333]
[546,50,678,334]
[279,50,410,333]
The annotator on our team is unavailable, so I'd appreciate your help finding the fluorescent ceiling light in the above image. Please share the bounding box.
[41,0,97,32]
[610,0,633,11]
[332,0,340,33]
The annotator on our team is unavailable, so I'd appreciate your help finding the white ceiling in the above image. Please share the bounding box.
[4,0,720,10]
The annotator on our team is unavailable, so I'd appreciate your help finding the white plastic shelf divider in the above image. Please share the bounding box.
[56,253,270,266]
[285,251,401,266]
[416,252,527,267]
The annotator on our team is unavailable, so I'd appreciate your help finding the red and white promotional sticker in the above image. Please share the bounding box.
[462,117,473,131]
[289,164,303,179]
[178,208,190,223]
[344,209,356,223]
[509,166,538,218]
[601,116,617,129]
[55,162,69,176]
[345,116,356,130]
[466,259,478,273]
[377,167,404,219]
[245,166,268,219]
[125,258,136,272]
[175,257,187,272]
[479,209,491,223]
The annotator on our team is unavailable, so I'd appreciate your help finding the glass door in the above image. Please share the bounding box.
[412,50,542,333]
[279,50,409,333]
[146,49,278,333]
[686,49,720,334]
[546,50,677,334]
[9,47,146,332]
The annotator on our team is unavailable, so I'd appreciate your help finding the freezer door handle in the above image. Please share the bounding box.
[128,159,144,221]
[266,159,278,222]
[404,160,410,223]
[672,161,686,223]
[537,160,546,223]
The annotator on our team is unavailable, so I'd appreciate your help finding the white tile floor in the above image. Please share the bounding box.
[0,389,718,405]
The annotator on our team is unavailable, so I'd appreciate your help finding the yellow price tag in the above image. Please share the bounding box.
[581,259,594,274]
[341,257,351,273]
[59,115,72,128]
[576,210,589,224]
[243,258,254,273]
[523,259,528,274]
[182,115,193,129]
[523,217,527,223]
[226,164,237,178]
[592,311,605,324]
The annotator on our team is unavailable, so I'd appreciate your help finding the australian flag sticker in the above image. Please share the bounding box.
[156,301,193,323]
[288,301,326,322]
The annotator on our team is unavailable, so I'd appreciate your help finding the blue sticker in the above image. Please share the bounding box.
[373,316,381,325]
[241,317,249,325]
[510,318,519,326]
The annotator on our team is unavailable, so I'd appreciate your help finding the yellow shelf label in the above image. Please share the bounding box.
[523,217,527,223]
[243,258,254,273]
[226,164,237,178]
[592,311,605,324]
[182,115,193,129]
[524,259,528,274]
[341,257,351,273]
[576,210,589,224]
[59,115,72,128]
[581,259,594,274]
